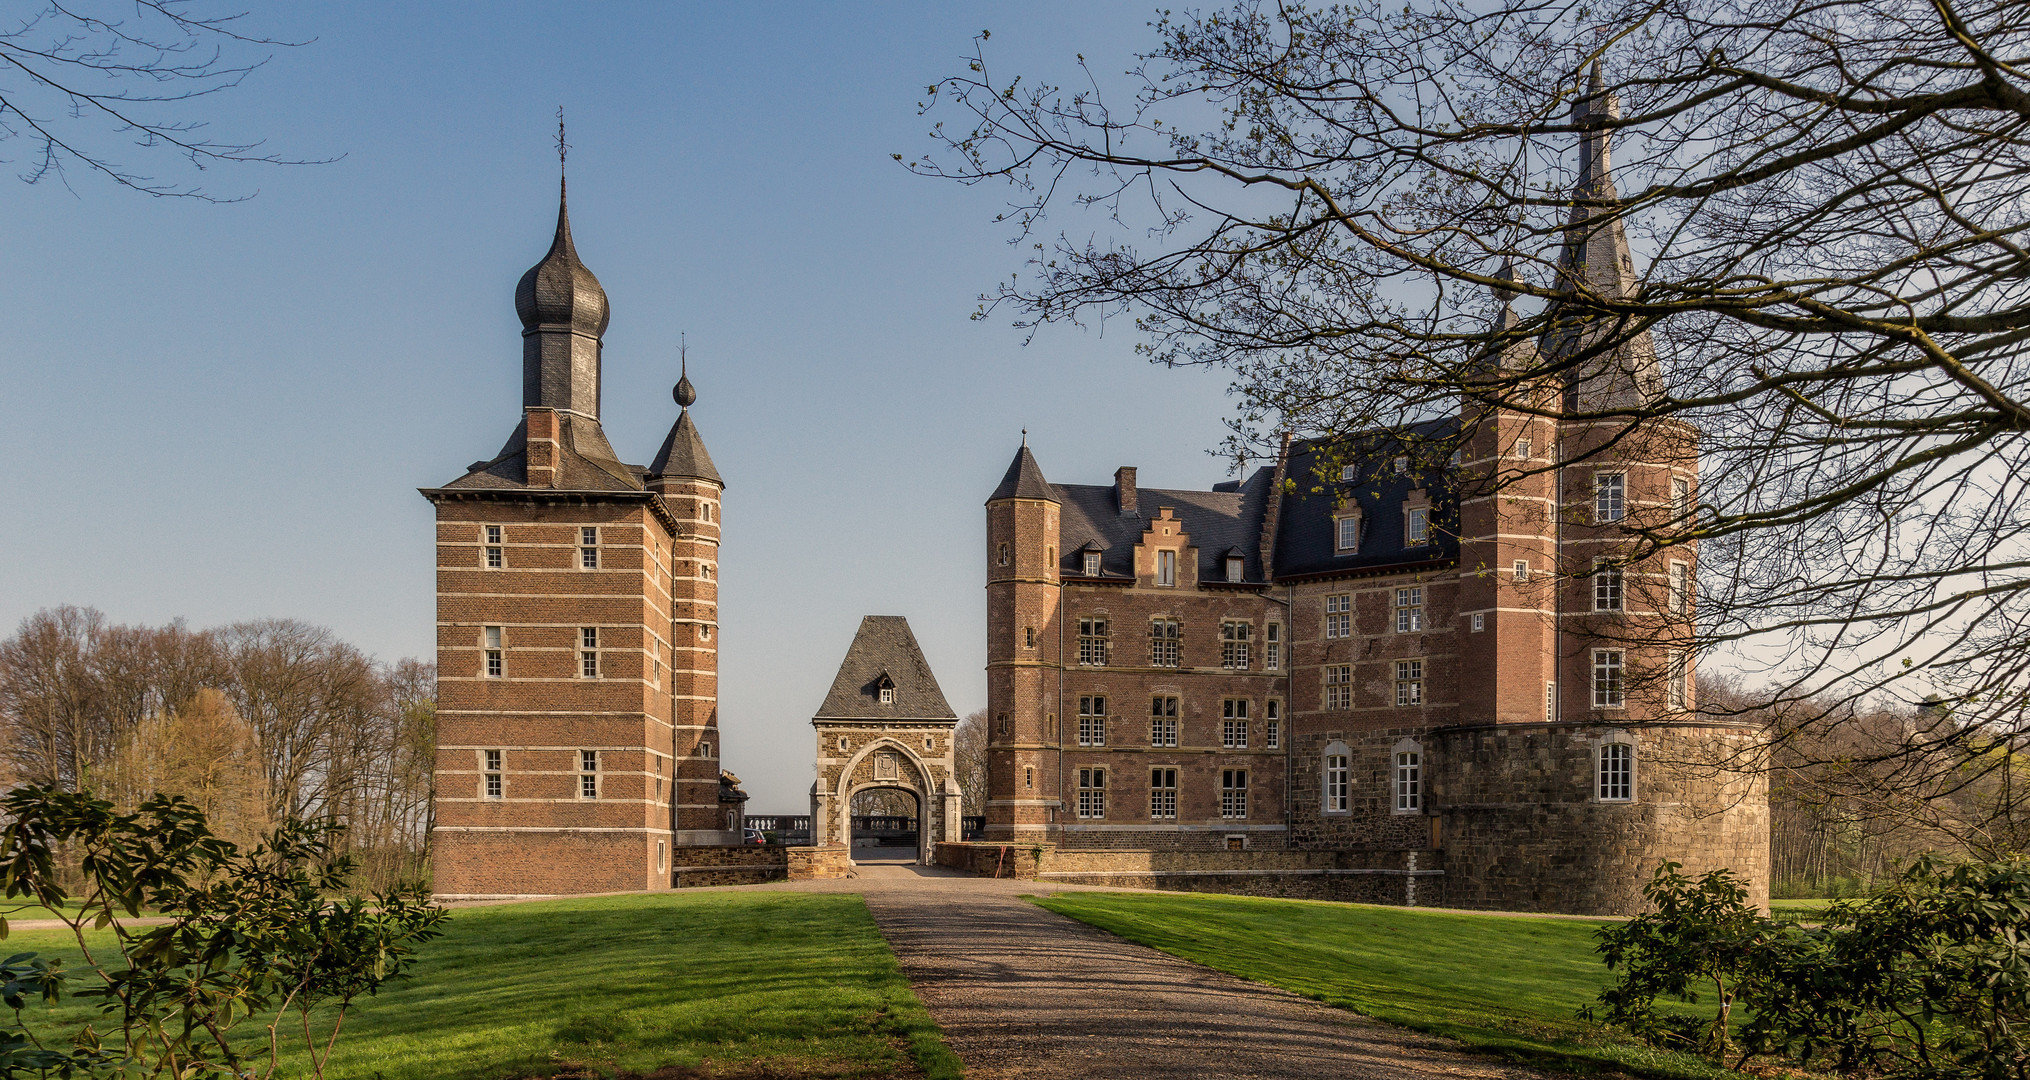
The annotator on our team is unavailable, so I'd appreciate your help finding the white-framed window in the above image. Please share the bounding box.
[1323,742,1351,813]
[1336,514,1360,553]
[1150,696,1179,746]
[1265,623,1282,670]
[1324,664,1353,710]
[1672,476,1691,520]
[1406,506,1430,545]
[1221,699,1250,748]
[1150,768,1178,819]
[483,626,504,678]
[1150,619,1181,667]
[1595,473,1626,523]
[482,749,503,799]
[699,741,713,758]
[658,840,668,872]
[1084,550,1102,576]
[1325,593,1353,638]
[1226,554,1245,582]
[1667,650,1690,710]
[483,524,503,569]
[1546,680,1558,722]
[1669,561,1690,616]
[700,624,712,642]
[879,686,896,704]
[1392,456,1409,474]
[1156,549,1177,587]
[580,526,600,569]
[1077,618,1110,666]
[579,749,598,799]
[1220,622,1252,669]
[1396,659,1424,706]
[1514,436,1531,459]
[1598,738,1634,801]
[1395,587,1424,633]
[1513,559,1529,582]
[1265,700,1281,748]
[998,542,1010,566]
[1339,463,1358,481]
[1221,769,1249,818]
[580,627,600,678]
[1394,746,1422,812]
[1593,649,1626,708]
[1594,561,1624,612]
[1077,695,1107,746]
[701,562,714,581]
[1471,612,1486,632]
[1077,767,1106,819]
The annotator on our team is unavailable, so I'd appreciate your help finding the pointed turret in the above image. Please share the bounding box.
[517,177,611,420]
[987,438,1057,503]
[1544,59,1661,411]
[649,358,722,487]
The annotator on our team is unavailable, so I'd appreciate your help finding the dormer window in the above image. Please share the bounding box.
[1407,506,1430,545]
[880,687,895,704]
[1156,549,1176,587]
[1335,513,1360,554]
[1392,456,1409,474]
[1226,555,1244,582]
[874,672,897,705]
[1083,550,1102,576]
[1338,464,1357,481]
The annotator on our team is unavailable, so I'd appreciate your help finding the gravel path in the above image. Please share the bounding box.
[782,855,1545,1080]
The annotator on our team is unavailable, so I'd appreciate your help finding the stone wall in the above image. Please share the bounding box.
[786,845,852,881]
[935,841,1049,879]
[1434,721,1769,915]
[670,844,785,888]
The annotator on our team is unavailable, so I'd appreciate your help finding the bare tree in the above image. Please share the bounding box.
[955,708,988,816]
[1,1,323,198]
[915,1,2030,827]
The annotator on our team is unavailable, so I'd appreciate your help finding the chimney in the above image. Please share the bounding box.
[1115,466,1138,514]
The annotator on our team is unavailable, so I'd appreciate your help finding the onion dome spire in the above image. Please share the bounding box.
[515,112,609,420]
[674,336,697,407]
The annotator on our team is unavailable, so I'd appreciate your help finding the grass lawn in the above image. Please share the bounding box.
[4,892,959,1079]
[1034,892,1735,1080]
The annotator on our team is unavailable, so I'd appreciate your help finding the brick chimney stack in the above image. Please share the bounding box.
[1114,467,1138,514]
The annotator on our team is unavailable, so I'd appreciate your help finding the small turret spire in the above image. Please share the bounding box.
[674,335,696,408]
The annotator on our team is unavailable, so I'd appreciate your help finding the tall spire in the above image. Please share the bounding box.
[515,114,609,421]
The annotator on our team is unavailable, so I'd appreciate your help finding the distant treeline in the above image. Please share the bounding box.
[0,605,434,891]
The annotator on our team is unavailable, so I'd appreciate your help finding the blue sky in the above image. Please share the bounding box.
[0,4,1251,809]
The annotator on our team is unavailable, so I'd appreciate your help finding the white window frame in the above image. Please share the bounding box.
[1265,623,1282,670]
[1150,696,1179,747]
[1265,700,1280,748]
[1221,698,1250,748]
[1514,436,1531,460]
[1668,561,1690,616]
[1150,619,1181,667]
[580,526,600,569]
[1226,555,1245,582]
[1471,612,1485,632]
[1594,561,1624,612]
[1220,769,1249,819]
[483,524,504,569]
[1323,741,1351,814]
[580,627,600,678]
[1395,587,1424,633]
[1084,550,1102,576]
[1077,695,1108,747]
[879,686,896,704]
[1077,767,1106,819]
[1406,505,1430,545]
[1593,649,1626,708]
[1336,514,1360,553]
[1392,456,1409,474]
[1324,664,1353,710]
[1325,593,1352,639]
[1513,559,1529,582]
[1156,549,1177,587]
[1396,659,1424,706]
[1149,768,1178,819]
[1597,736,1635,802]
[483,626,504,678]
[1671,476,1691,521]
[1220,621,1252,670]
[1078,617,1111,667]
[1339,463,1358,481]
[482,748,503,799]
[1393,743,1422,813]
[1595,473,1626,523]
[579,749,599,799]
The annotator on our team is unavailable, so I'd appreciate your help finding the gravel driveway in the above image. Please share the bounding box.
[770,855,1545,1080]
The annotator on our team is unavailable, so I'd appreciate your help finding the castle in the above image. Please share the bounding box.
[422,179,730,899]
[977,76,1768,915]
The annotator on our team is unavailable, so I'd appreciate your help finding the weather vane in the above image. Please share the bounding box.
[555,106,570,177]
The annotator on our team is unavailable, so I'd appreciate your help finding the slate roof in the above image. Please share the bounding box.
[988,445,1056,502]
[649,408,722,486]
[1272,417,1461,579]
[1054,466,1278,584]
[441,411,645,491]
[814,616,958,721]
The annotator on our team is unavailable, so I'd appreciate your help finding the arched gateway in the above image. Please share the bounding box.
[810,616,961,864]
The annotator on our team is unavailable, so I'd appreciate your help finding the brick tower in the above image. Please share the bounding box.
[982,440,1063,841]
[422,179,729,899]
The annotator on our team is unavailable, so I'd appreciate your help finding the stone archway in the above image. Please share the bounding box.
[812,736,959,865]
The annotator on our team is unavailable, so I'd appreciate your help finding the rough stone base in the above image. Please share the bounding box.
[670,844,786,887]
[787,844,852,880]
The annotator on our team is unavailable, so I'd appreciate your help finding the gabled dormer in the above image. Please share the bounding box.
[1137,507,1197,589]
